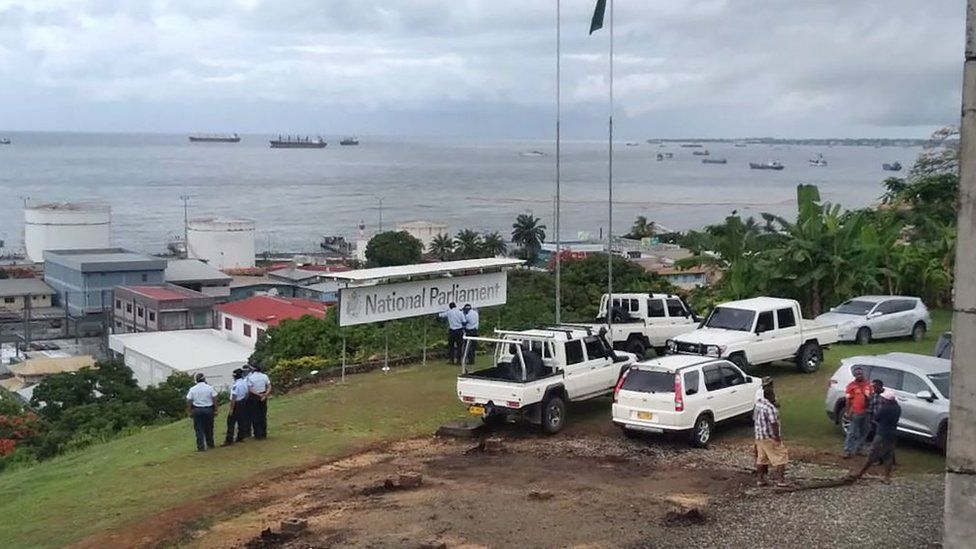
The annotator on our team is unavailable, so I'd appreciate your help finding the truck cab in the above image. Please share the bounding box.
[591,293,699,358]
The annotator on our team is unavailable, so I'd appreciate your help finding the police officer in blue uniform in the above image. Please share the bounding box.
[246,365,273,439]
[186,373,218,452]
[222,368,249,446]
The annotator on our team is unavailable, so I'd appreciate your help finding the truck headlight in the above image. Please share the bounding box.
[705,345,725,357]
[666,340,677,354]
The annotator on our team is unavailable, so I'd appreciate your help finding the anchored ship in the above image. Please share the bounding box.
[750,161,785,170]
[189,133,240,143]
[270,135,327,149]
[339,137,360,146]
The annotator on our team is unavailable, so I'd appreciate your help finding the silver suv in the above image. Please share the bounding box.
[815,295,930,344]
[824,352,950,451]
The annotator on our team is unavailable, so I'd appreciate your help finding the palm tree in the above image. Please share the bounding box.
[511,213,546,264]
[480,231,507,257]
[454,229,483,259]
[428,233,455,261]
[626,216,657,240]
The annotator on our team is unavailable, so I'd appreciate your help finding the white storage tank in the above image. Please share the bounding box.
[24,202,112,263]
[186,217,255,270]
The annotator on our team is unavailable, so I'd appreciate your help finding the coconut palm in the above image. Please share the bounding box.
[511,213,546,264]
[428,233,455,261]
[626,216,657,239]
[480,231,507,257]
[454,229,483,260]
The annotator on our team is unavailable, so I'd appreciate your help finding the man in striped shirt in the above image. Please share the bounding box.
[754,386,789,487]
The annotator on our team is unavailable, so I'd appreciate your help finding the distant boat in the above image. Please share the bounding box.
[625,142,640,147]
[656,152,674,161]
[808,153,828,167]
[733,141,747,148]
[882,162,903,172]
[701,158,727,164]
[0,137,10,145]
[680,143,704,148]
[519,150,545,157]
[339,137,360,146]
[189,133,240,143]
[750,161,785,170]
[270,135,327,149]
[692,149,710,156]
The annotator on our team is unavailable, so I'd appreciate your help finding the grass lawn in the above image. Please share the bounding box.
[0,361,466,549]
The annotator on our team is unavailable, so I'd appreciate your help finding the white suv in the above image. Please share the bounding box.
[611,355,762,447]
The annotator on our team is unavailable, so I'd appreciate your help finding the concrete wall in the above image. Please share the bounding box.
[218,312,265,348]
[45,261,164,316]
[0,294,52,312]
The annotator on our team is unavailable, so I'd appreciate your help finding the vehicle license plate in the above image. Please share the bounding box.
[468,405,486,416]
[637,411,653,420]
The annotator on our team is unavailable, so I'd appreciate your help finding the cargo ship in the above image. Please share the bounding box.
[189,133,240,143]
[750,161,785,170]
[339,137,360,146]
[270,135,327,149]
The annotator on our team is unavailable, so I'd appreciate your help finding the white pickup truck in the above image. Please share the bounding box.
[665,297,839,373]
[586,293,700,359]
[456,326,637,433]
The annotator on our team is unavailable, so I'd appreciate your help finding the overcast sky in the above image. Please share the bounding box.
[0,0,965,138]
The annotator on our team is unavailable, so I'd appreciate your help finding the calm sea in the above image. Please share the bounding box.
[0,132,921,254]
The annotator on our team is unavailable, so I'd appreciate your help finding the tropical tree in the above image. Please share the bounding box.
[625,216,657,240]
[364,231,423,267]
[428,233,455,261]
[453,229,483,260]
[511,213,546,264]
[480,231,507,257]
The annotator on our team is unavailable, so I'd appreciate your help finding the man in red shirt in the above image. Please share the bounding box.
[843,367,873,458]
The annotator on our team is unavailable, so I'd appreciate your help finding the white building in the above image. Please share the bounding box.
[24,202,111,263]
[108,329,252,389]
[216,295,328,348]
[186,217,256,270]
[396,220,449,251]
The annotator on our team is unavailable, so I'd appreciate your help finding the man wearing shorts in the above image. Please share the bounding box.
[851,389,902,483]
[754,386,788,487]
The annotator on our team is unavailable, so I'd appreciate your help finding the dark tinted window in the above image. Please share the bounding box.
[583,336,607,360]
[756,311,775,333]
[621,370,674,393]
[704,307,755,331]
[703,365,724,391]
[666,299,686,318]
[647,299,666,317]
[776,308,796,329]
[901,372,928,394]
[928,373,950,398]
[834,300,875,315]
[875,300,898,314]
[684,370,701,395]
[867,365,903,390]
[722,366,745,386]
[894,299,918,313]
[565,340,584,365]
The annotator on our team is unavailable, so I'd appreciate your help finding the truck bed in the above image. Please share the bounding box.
[801,319,840,346]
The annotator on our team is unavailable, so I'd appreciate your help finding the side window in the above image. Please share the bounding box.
[565,340,584,365]
[666,299,686,318]
[896,299,917,313]
[703,365,724,391]
[901,372,929,394]
[875,301,896,315]
[583,337,605,360]
[721,365,745,387]
[869,366,903,390]
[628,299,640,313]
[684,370,701,396]
[776,308,796,329]
[647,299,666,318]
[756,311,775,333]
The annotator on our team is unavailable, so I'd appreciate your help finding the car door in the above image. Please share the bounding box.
[719,363,752,417]
[894,370,936,437]
[662,298,698,341]
[870,300,899,338]
[560,339,590,397]
[701,363,737,420]
[750,310,778,363]
[891,299,918,336]
[583,335,618,394]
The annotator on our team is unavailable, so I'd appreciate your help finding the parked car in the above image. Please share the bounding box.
[585,293,700,358]
[815,295,930,345]
[824,352,950,451]
[666,297,839,373]
[611,355,762,447]
[457,326,636,433]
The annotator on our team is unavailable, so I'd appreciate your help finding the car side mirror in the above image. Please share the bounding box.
[745,376,753,383]
[916,390,935,402]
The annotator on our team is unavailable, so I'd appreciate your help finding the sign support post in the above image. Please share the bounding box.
[422,322,428,366]
[383,322,390,372]
[341,334,347,383]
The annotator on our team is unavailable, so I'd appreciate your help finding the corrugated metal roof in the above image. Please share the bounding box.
[217,295,327,326]
[109,330,252,372]
[325,258,523,283]
[0,278,56,297]
[9,355,96,376]
[165,259,232,283]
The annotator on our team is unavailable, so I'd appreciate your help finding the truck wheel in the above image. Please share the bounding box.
[911,322,926,342]
[689,414,713,448]
[795,342,823,373]
[855,327,871,345]
[729,353,750,373]
[626,339,647,360]
[541,395,566,434]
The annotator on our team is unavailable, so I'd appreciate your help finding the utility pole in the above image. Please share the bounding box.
[945,1,976,545]
[378,197,384,233]
[179,193,190,259]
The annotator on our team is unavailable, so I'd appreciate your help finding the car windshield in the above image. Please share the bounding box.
[704,307,755,331]
[928,373,950,399]
[833,300,875,315]
[621,370,674,393]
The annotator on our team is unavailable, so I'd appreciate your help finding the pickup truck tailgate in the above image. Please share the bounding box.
[457,376,541,408]
[801,319,840,346]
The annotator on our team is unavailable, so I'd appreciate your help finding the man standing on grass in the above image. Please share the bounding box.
[866,379,885,443]
[186,373,218,452]
[222,368,249,446]
[754,386,789,487]
[438,302,466,364]
[850,389,901,483]
[462,303,479,364]
[842,367,873,458]
[246,365,273,440]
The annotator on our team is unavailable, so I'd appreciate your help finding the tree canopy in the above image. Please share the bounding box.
[365,231,424,267]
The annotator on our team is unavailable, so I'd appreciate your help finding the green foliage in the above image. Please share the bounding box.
[30,369,99,422]
[428,233,455,260]
[269,356,336,391]
[511,213,546,265]
[481,231,508,257]
[560,253,674,319]
[625,216,656,240]
[453,229,483,259]
[365,231,423,267]
[143,372,195,420]
[426,229,507,261]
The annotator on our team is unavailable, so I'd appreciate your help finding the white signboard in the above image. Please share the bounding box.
[339,271,507,326]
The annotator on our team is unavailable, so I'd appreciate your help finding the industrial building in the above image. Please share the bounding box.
[187,217,256,270]
[0,278,56,312]
[396,220,449,251]
[164,259,233,299]
[108,330,252,389]
[217,295,327,348]
[43,248,166,316]
[113,284,215,333]
[24,202,111,263]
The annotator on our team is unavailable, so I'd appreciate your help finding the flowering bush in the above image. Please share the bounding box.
[0,413,42,456]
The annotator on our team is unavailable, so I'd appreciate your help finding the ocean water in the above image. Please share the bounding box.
[0,132,921,254]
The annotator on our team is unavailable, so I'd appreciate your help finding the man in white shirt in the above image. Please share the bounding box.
[186,373,219,452]
[223,368,250,446]
[438,302,466,364]
[462,304,480,364]
[246,365,273,440]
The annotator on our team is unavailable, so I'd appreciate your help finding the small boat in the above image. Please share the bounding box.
[701,158,728,164]
[339,137,359,146]
[808,153,828,167]
[692,149,710,156]
[750,161,785,170]
[680,143,704,148]
[519,150,545,157]
[733,141,747,148]
[656,153,665,161]
[189,133,240,143]
[0,137,10,145]
[625,142,640,147]
[882,162,903,172]
[270,135,327,149]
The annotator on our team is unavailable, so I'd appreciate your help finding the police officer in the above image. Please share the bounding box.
[438,302,466,364]
[186,373,218,452]
[246,365,273,439]
[222,368,249,446]
[462,304,479,364]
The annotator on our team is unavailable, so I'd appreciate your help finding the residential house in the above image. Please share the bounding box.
[216,295,328,348]
[0,278,56,312]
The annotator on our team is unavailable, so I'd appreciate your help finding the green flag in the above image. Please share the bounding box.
[589,0,607,34]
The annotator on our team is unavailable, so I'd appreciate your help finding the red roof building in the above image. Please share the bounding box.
[114,284,215,333]
[216,295,328,348]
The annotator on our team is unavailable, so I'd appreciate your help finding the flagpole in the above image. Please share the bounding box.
[555,0,562,325]
[607,0,614,333]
